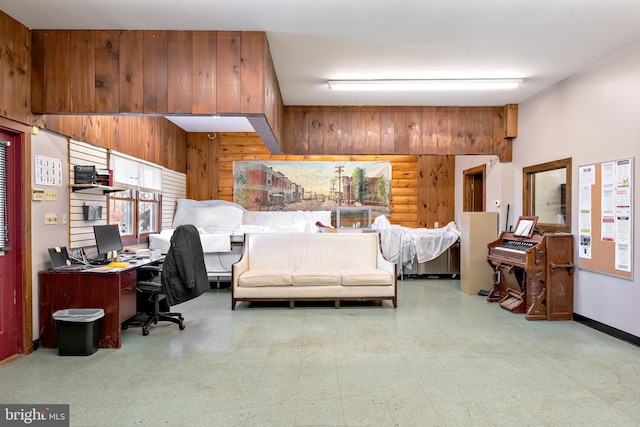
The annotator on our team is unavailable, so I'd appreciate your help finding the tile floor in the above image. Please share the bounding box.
[2,278,640,426]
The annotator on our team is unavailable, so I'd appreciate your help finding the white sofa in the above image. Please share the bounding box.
[232,232,397,310]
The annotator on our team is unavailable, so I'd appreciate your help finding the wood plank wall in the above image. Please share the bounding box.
[0,11,31,124]
[284,105,515,161]
[1,10,507,229]
[34,114,187,173]
[417,155,455,228]
[3,10,515,164]
[186,132,455,228]
[30,29,284,151]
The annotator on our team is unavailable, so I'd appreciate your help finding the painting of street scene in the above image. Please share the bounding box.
[233,160,392,215]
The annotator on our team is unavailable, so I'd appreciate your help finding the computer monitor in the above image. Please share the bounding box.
[93,224,123,257]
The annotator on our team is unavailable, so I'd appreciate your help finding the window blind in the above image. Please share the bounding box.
[0,141,9,251]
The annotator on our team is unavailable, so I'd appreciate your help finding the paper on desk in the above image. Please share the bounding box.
[87,264,128,272]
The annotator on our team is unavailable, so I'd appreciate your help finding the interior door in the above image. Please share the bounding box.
[0,130,20,361]
[463,164,486,212]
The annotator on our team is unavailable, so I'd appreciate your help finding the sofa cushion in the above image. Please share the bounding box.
[293,269,342,286]
[247,234,293,270]
[238,269,292,287]
[340,268,393,286]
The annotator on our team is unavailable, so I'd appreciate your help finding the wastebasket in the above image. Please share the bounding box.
[52,309,105,356]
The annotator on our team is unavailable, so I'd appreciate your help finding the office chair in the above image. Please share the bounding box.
[132,264,185,336]
[122,264,185,336]
[122,224,208,336]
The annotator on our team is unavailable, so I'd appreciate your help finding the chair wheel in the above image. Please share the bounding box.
[142,328,149,336]
[179,324,186,330]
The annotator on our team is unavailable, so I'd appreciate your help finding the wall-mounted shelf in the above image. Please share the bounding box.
[70,184,125,195]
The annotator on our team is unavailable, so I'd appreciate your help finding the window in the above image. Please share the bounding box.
[109,190,161,245]
[109,189,135,235]
[523,158,571,233]
[108,152,163,245]
[138,191,160,234]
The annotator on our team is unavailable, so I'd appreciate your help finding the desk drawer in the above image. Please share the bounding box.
[120,270,137,322]
[120,284,137,322]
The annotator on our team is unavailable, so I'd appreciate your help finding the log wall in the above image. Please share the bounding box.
[186,132,455,228]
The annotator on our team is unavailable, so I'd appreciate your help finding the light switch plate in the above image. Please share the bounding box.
[45,213,58,225]
[44,189,57,201]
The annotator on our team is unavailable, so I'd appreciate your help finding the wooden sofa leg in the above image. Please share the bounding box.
[335,300,340,309]
[289,300,294,309]
[232,299,236,310]
[392,298,397,308]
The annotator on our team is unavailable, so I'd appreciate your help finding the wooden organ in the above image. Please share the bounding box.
[486,217,574,320]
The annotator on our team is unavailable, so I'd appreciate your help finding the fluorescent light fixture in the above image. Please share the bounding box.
[327,79,524,91]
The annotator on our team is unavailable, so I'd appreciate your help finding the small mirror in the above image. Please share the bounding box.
[513,216,538,238]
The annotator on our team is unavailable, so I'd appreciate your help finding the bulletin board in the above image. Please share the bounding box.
[577,157,633,279]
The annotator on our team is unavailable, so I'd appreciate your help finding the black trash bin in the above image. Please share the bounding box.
[52,309,105,356]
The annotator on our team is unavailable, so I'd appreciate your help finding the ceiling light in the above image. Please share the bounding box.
[327,79,524,91]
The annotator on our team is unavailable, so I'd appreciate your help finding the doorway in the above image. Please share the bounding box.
[463,164,486,212]
[0,128,25,362]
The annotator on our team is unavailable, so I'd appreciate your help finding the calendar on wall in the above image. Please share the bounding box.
[35,155,63,186]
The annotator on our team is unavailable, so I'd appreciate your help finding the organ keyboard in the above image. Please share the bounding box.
[487,233,545,314]
[486,217,575,320]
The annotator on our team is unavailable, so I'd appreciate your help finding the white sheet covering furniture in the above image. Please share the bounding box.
[232,232,397,309]
[371,215,461,271]
[149,199,332,281]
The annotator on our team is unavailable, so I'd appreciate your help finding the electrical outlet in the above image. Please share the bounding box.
[434,221,439,228]
[45,213,58,225]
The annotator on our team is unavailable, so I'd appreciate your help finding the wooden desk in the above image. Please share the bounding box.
[39,259,162,349]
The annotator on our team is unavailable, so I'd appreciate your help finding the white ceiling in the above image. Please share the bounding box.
[164,116,255,133]
[2,0,640,132]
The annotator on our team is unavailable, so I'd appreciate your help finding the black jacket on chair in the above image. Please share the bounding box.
[161,224,209,306]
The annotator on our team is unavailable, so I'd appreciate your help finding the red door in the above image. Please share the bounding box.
[0,129,22,361]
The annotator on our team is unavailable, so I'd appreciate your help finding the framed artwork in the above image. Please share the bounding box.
[233,160,392,215]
